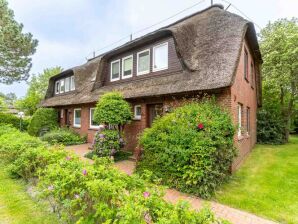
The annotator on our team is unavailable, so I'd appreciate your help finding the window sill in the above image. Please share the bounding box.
[73,125,81,129]
[238,134,250,141]
[133,118,141,121]
[89,127,99,131]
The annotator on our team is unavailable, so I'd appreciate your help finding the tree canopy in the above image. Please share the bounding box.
[259,18,298,141]
[0,0,38,84]
[15,67,63,115]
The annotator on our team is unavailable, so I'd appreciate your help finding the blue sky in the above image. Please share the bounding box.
[1,0,297,97]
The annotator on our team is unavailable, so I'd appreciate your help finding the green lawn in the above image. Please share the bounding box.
[214,136,298,224]
[0,164,59,224]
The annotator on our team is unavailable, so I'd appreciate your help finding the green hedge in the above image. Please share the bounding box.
[28,108,58,136]
[40,128,86,146]
[137,101,236,198]
[0,112,30,131]
[0,125,229,223]
[257,108,286,144]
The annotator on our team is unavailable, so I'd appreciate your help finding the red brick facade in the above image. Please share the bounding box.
[55,37,260,171]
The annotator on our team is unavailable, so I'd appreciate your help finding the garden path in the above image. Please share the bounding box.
[65,144,277,224]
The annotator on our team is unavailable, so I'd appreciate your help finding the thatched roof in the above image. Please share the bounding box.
[42,4,262,107]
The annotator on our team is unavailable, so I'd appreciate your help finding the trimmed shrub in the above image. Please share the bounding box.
[94,92,132,125]
[0,112,30,131]
[40,128,86,145]
[28,108,58,136]
[257,108,286,144]
[137,101,236,198]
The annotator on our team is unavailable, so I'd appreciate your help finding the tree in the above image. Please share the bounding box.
[0,0,38,84]
[16,67,63,115]
[259,18,298,142]
[0,92,17,107]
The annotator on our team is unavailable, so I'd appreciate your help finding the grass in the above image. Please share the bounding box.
[214,135,298,224]
[0,164,59,224]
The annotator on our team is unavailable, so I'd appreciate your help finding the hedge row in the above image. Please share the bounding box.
[0,125,229,224]
[0,112,30,131]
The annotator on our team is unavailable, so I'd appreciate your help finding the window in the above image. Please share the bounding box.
[60,109,64,119]
[89,108,99,129]
[111,60,120,81]
[70,76,75,90]
[137,49,150,75]
[55,81,60,94]
[122,55,133,79]
[65,77,70,92]
[153,42,168,71]
[73,108,81,127]
[250,62,254,88]
[246,107,250,134]
[59,79,65,93]
[134,105,142,120]
[238,103,243,137]
[244,49,249,80]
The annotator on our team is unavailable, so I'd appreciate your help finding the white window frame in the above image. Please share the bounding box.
[137,49,150,76]
[122,55,133,79]
[238,104,242,137]
[110,59,120,82]
[55,80,60,94]
[73,108,81,128]
[153,42,168,72]
[60,109,64,119]
[134,105,142,120]
[70,76,75,91]
[59,79,65,93]
[65,77,70,92]
[89,108,99,129]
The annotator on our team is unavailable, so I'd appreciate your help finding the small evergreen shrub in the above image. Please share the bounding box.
[257,108,286,144]
[40,128,86,145]
[28,108,58,136]
[137,101,236,198]
[94,92,132,125]
[0,112,30,131]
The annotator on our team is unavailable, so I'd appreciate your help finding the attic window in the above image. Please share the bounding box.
[60,79,65,93]
[65,77,70,92]
[153,42,168,71]
[122,55,133,79]
[55,81,60,94]
[111,59,120,81]
[244,48,249,81]
[70,76,75,90]
[137,49,150,75]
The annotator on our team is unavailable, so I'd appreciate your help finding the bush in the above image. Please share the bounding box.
[0,127,45,163]
[85,149,132,162]
[257,108,286,144]
[28,108,58,136]
[40,128,86,146]
[0,112,30,131]
[94,92,132,125]
[93,129,121,157]
[0,124,229,224]
[137,101,236,198]
[8,145,68,181]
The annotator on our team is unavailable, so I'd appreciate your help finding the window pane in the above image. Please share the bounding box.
[74,109,81,126]
[70,76,75,90]
[60,79,65,93]
[90,108,99,126]
[112,61,120,79]
[55,81,60,94]
[154,44,168,70]
[65,77,70,92]
[136,106,141,116]
[138,51,150,73]
[244,50,248,79]
[123,57,132,77]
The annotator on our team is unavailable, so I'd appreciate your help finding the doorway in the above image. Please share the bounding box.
[147,104,163,127]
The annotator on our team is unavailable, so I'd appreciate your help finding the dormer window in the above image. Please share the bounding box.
[122,55,133,79]
[153,42,168,71]
[111,59,120,81]
[137,49,150,75]
[55,75,75,95]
